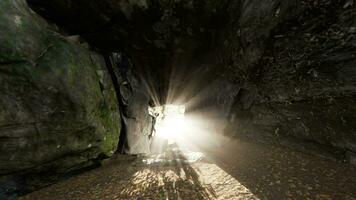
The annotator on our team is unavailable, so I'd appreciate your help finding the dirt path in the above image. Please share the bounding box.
[20,140,356,200]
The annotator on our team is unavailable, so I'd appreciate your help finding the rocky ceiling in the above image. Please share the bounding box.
[1,1,355,197]
[27,0,229,95]
[25,0,356,160]
[28,0,228,49]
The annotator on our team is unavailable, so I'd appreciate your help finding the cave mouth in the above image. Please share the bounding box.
[148,104,186,142]
[149,104,187,150]
[1,0,356,198]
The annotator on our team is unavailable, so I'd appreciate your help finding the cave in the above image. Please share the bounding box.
[0,0,356,199]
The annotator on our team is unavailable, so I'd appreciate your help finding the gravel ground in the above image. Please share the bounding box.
[20,139,356,200]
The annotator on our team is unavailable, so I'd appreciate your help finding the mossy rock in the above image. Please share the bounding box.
[0,0,120,175]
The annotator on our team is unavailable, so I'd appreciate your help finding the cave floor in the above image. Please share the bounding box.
[20,139,356,200]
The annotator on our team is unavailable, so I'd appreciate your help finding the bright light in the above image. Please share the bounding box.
[149,105,186,142]
[121,151,259,199]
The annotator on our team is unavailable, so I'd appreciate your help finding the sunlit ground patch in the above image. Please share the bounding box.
[141,106,259,199]
[143,149,205,164]
[121,150,259,200]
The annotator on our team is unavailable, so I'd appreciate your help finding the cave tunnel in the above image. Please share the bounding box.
[0,0,356,199]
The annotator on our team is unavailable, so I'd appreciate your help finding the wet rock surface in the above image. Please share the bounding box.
[20,139,356,200]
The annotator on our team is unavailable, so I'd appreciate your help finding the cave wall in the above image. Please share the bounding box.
[0,0,121,175]
[26,0,229,105]
[109,53,153,155]
[20,0,356,163]
[222,0,356,162]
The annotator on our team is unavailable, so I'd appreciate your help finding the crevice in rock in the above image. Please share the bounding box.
[1,0,356,198]
[103,54,129,154]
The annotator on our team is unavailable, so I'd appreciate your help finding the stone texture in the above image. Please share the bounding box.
[0,0,356,198]
[27,0,229,103]
[109,53,152,154]
[25,0,356,161]
[0,0,121,175]
[222,0,356,161]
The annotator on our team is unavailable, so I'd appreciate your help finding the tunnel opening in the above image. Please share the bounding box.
[1,0,356,199]
[149,104,186,151]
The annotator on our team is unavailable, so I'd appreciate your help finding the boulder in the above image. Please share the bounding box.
[0,0,121,175]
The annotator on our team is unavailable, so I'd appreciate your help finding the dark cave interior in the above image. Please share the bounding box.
[0,0,356,199]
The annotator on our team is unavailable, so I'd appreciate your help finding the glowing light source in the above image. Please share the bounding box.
[149,104,186,142]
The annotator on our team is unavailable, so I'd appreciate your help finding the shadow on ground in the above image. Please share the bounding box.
[119,148,216,200]
[20,147,224,200]
[19,139,356,200]
[203,139,356,200]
